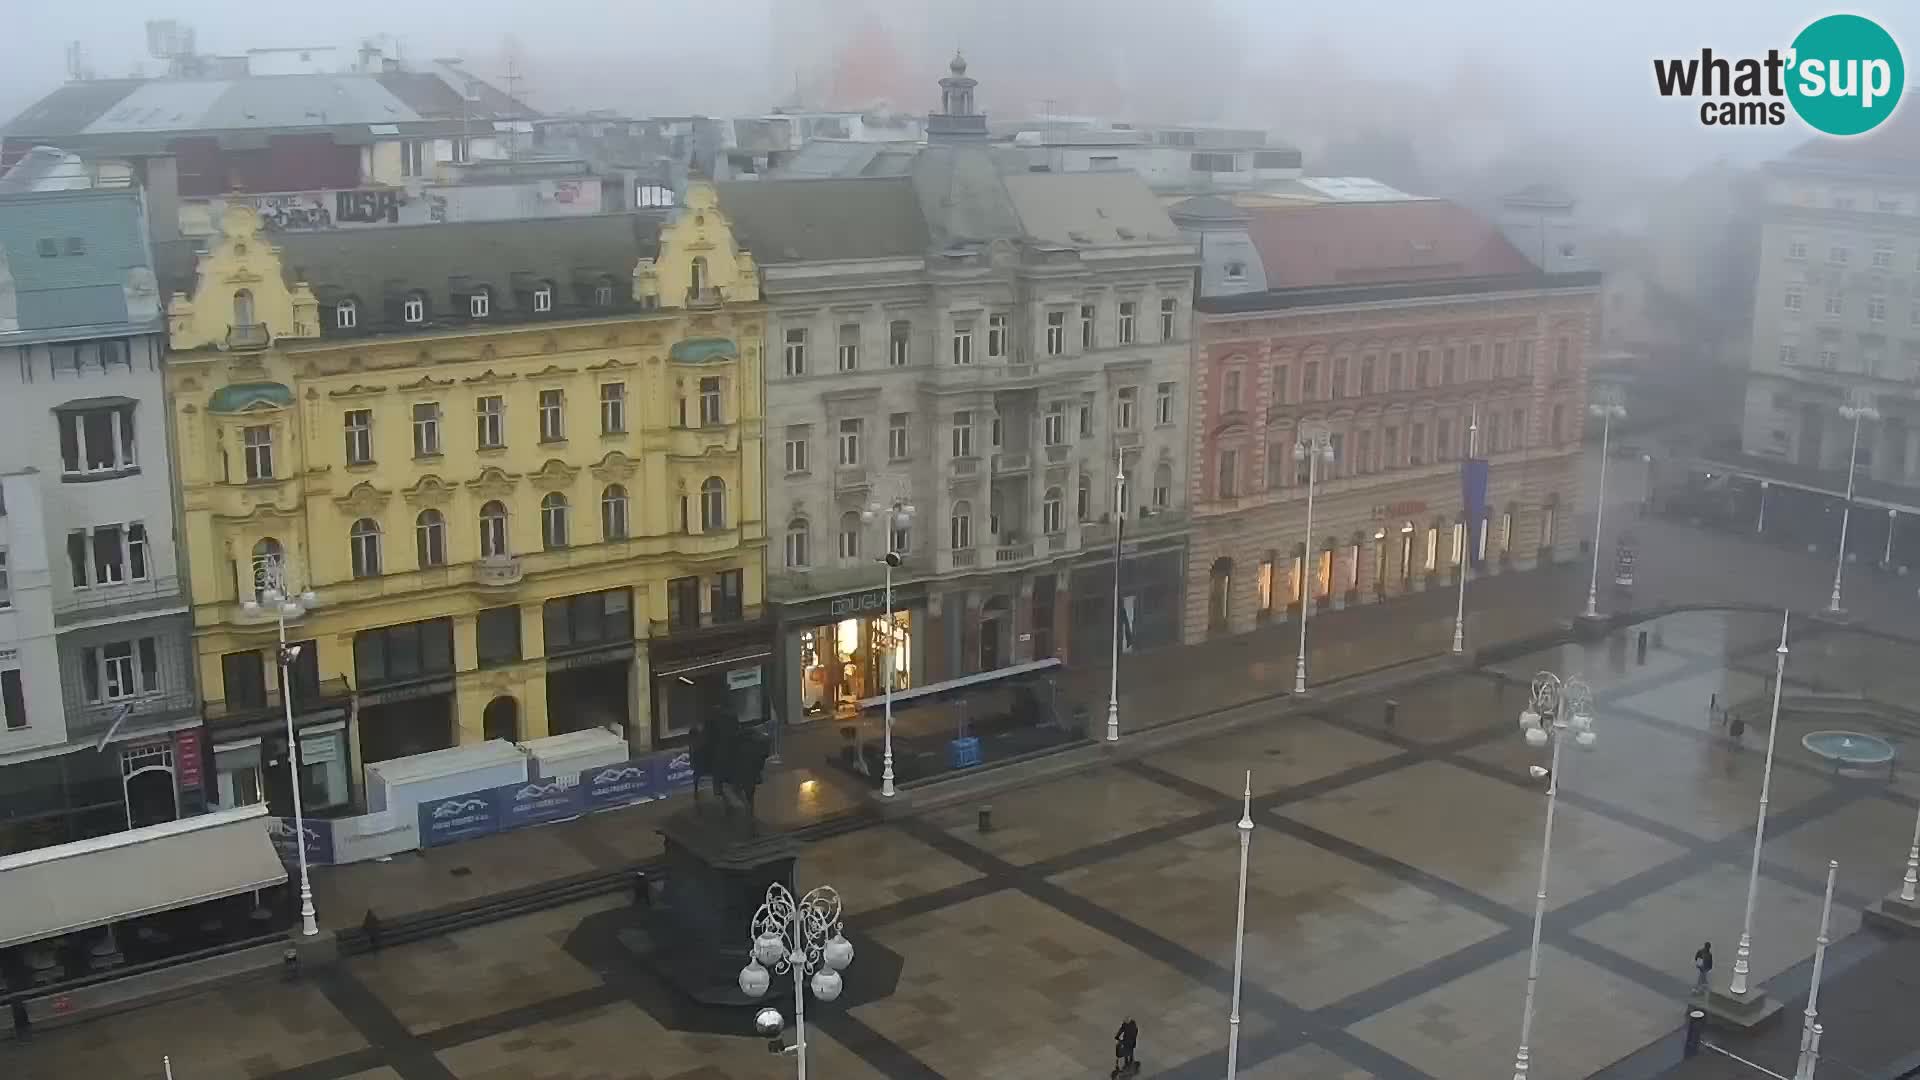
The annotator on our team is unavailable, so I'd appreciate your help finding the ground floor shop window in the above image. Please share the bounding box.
[213,740,262,809]
[297,724,351,811]
[656,659,768,740]
[799,612,913,719]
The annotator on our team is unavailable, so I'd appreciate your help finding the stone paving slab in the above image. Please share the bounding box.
[1236,1042,1378,1079]
[1767,794,1920,904]
[1492,635,1702,697]
[1320,674,1513,746]
[1148,716,1402,799]
[796,821,983,906]
[851,889,1261,1079]
[1050,823,1506,1011]
[924,767,1209,866]
[1283,761,1687,914]
[1609,667,1781,730]
[1348,944,1679,1080]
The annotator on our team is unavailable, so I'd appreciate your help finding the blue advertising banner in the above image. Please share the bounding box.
[659,748,696,791]
[1460,457,1490,567]
[417,791,502,847]
[579,760,658,811]
[267,816,335,867]
[495,777,584,829]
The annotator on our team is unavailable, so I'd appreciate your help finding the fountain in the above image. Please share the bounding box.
[1801,729,1897,779]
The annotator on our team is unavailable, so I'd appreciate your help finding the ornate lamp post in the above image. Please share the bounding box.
[1794,860,1839,1080]
[1107,464,1126,743]
[1730,611,1791,999]
[1225,772,1253,1078]
[1831,393,1879,614]
[1899,803,1920,906]
[863,498,915,798]
[1453,408,1479,655]
[1584,386,1626,619]
[739,883,855,1080]
[1510,671,1596,1080]
[240,556,321,937]
[1293,423,1335,695]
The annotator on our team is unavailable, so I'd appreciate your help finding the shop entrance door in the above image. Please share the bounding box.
[978,617,1002,672]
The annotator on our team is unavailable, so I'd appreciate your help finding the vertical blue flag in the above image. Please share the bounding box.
[1461,457,1490,567]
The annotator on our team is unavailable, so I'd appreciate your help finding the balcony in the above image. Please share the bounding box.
[947,548,979,570]
[834,465,871,494]
[226,324,270,351]
[474,555,524,587]
[991,451,1031,475]
[686,286,725,308]
[948,457,979,478]
[1114,431,1143,449]
[52,574,187,626]
[994,541,1036,564]
[1044,444,1071,465]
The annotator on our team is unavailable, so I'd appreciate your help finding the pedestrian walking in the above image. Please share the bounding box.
[10,998,30,1039]
[362,908,383,951]
[1693,941,1714,996]
[1112,1017,1139,1077]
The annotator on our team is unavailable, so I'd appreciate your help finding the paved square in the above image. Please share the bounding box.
[1151,716,1401,798]
[1491,637,1699,697]
[1051,822,1505,1010]
[851,889,1256,1078]
[799,824,982,905]
[1237,1042,1378,1078]
[1323,675,1512,746]
[1348,944,1677,1080]
[1283,761,1687,913]
[1609,666,1781,731]
[1767,794,1920,903]
[924,767,1209,866]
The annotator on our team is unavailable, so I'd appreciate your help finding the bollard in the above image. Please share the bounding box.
[10,998,30,1039]
[1682,1008,1706,1059]
[978,805,993,833]
[633,871,649,908]
[1636,630,1649,665]
[1383,700,1398,729]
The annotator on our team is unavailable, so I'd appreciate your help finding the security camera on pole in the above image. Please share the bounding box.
[241,555,322,937]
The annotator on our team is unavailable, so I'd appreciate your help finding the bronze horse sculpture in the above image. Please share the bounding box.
[689,716,772,832]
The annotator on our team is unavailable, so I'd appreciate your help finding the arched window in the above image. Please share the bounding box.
[700,477,727,531]
[950,500,973,549]
[1042,487,1064,534]
[335,298,357,330]
[250,537,283,598]
[415,509,446,568]
[690,256,708,298]
[839,510,862,561]
[480,500,509,558]
[1076,473,1092,521]
[1153,463,1173,509]
[541,492,570,550]
[785,518,810,568]
[601,484,629,540]
[1208,557,1233,632]
[349,518,382,578]
[232,288,255,327]
[402,292,426,324]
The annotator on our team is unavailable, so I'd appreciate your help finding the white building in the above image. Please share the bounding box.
[720,57,1198,734]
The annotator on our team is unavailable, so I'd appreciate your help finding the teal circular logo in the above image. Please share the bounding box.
[1787,15,1904,136]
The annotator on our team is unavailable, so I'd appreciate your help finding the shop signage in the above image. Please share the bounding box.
[495,778,583,829]
[726,666,763,690]
[267,815,336,866]
[417,791,501,847]
[0,647,17,663]
[1371,500,1429,521]
[547,643,636,673]
[661,750,696,790]
[828,588,892,620]
[174,729,204,790]
[359,677,455,706]
[580,761,657,810]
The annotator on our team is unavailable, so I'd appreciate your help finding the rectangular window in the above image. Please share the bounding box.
[784,428,810,473]
[1411,423,1427,465]
[4,667,28,730]
[710,570,745,623]
[243,425,273,481]
[1829,244,1849,266]
[1080,303,1097,349]
[68,531,87,588]
[1045,310,1066,356]
[987,313,1009,358]
[888,413,910,461]
[476,606,522,668]
[91,524,126,585]
[1387,353,1404,390]
[538,389,565,442]
[1787,235,1808,260]
[1156,383,1175,426]
[412,402,442,456]
[1044,402,1067,446]
[838,418,862,466]
[666,577,700,631]
[784,328,808,376]
[1441,348,1456,385]
[1216,448,1238,498]
[1360,355,1376,394]
[0,549,9,610]
[1468,344,1483,380]
[1302,361,1320,399]
[1079,399,1094,439]
[1331,358,1347,399]
[533,285,553,313]
[353,618,456,685]
[344,409,373,465]
[1415,349,1431,386]
[1824,292,1843,317]
[952,320,975,365]
[1273,364,1289,404]
[1160,297,1177,341]
[1116,386,1139,431]
[1555,337,1571,373]
[1869,295,1887,323]
[1518,341,1533,372]
[699,377,723,426]
[1117,301,1137,344]
[477,396,505,449]
[838,323,861,371]
[468,290,490,318]
[58,407,136,476]
[1357,429,1374,473]
[1222,370,1242,412]
[889,321,910,366]
[1492,343,1507,376]
[1511,408,1526,448]
[1551,404,1566,442]
[951,411,974,458]
[1385,427,1399,468]
[128,523,149,581]
[1437,419,1452,461]
[401,139,424,177]
[1873,238,1894,269]
[1785,286,1804,311]
[600,383,627,434]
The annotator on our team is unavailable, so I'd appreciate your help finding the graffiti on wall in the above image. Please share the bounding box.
[241,189,406,231]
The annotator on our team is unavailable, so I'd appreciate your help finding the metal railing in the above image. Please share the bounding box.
[52,575,187,620]
[226,324,269,350]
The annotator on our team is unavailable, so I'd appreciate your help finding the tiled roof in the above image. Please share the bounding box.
[1245,201,1537,290]
[717,178,928,263]
[1002,171,1181,247]
[0,188,154,337]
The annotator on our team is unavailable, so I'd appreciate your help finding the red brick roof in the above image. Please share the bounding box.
[1245,200,1537,289]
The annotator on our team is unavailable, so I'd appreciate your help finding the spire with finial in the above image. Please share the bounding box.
[929,50,985,142]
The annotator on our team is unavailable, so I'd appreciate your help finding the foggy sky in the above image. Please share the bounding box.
[4,0,1910,194]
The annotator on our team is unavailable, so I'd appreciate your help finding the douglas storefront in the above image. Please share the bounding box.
[773,582,927,728]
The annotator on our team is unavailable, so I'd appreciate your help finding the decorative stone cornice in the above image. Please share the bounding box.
[529,458,581,491]
[403,474,454,507]
[333,480,392,516]
[462,368,519,386]
[590,451,640,482]
[466,466,520,499]
[328,384,388,400]
[398,373,456,391]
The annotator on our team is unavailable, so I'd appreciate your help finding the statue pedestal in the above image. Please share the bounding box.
[635,808,799,1006]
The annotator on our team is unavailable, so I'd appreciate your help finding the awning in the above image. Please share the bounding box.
[0,805,287,949]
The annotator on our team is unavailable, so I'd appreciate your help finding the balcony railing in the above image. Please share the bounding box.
[991,451,1031,474]
[686,286,724,307]
[949,457,979,478]
[52,575,187,623]
[474,555,523,587]
[948,548,979,569]
[1044,444,1071,464]
[226,324,270,351]
[994,541,1035,564]
[834,465,871,493]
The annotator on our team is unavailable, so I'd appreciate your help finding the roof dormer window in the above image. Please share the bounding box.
[1224,261,1246,281]
[336,299,358,330]
[403,293,426,324]
[533,282,553,313]
[595,277,616,308]
[469,288,491,318]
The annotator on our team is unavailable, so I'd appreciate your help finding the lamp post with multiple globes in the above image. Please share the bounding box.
[738,883,855,1080]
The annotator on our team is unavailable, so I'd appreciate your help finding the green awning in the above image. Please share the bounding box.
[668,338,739,364]
[208,382,294,413]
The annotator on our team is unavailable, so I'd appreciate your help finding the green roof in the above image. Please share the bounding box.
[668,338,739,364]
[0,188,151,338]
[209,382,294,413]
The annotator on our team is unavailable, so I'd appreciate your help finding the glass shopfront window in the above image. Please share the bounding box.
[297,723,351,812]
[656,659,768,741]
[798,610,914,720]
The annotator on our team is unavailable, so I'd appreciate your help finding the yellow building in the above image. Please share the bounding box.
[160,184,769,812]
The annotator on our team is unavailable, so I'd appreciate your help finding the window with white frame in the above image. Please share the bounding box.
[533,282,554,312]
[600,382,627,434]
[243,425,274,481]
[1042,488,1063,534]
[987,313,1009,358]
[403,293,426,324]
[82,638,160,703]
[890,519,910,554]
[1080,303,1096,349]
[1160,297,1177,340]
[477,396,505,449]
[1044,401,1066,446]
[951,411,974,458]
[838,418,863,466]
[1824,292,1844,317]
[1787,235,1808,260]
[784,328,808,375]
[1829,244,1850,266]
[700,477,727,531]
[1079,397,1094,438]
[344,409,374,465]
[539,389,565,442]
[416,509,447,568]
[58,405,137,476]
[1077,473,1091,521]
[1116,386,1138,431]
[1118,301,1137,344]
[1046,310,1066,356]
[785,518,810,568]
[1869,295,1887,322]
[336,299,358,329]
[1873,238,1894,269]
[1156,382,1175,425]
[479,501,509,557]
[889,320,910,366]
[541,493,570,550]
[602,485,630,540]
[839,511,862,561]
[1785,285,1804,311]
[469,289,490,318]
[699,377,723,426]
[349,518,382,578]
[412,402,442,456]
[1153,463,1172,509]
[888,413,910,460]
[784,428,810,473]
[595,278,616,307]
[838,323,860,371]
[952,320,975,365]
[950,501,973,549]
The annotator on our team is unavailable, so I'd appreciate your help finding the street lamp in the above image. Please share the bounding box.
[1105,463,1156,744]
[862,499,915,798]
[1225,772,1253,1078]
[1293,423,1335,695]
[738,883,854,1080]
[1830,393,1879,615]
[1584,386,1626,619]
[1510,670,1596,1080]
[1795,860,1838,1080]
[1899,801,1920,905]
[1730,610,1792,998]
[240,556,321,938]
[1453,408,1479,655]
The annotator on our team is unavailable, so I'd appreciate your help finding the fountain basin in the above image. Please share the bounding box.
[1802,730,1897,779]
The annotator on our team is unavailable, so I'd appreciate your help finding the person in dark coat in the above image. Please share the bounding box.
[1693,941,1714,995]
[1113,1017,1139,1075]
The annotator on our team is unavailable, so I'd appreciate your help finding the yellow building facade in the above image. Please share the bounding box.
[162,184,769,811]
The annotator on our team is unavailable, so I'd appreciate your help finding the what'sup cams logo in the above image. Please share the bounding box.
[1654,14,1904,135]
